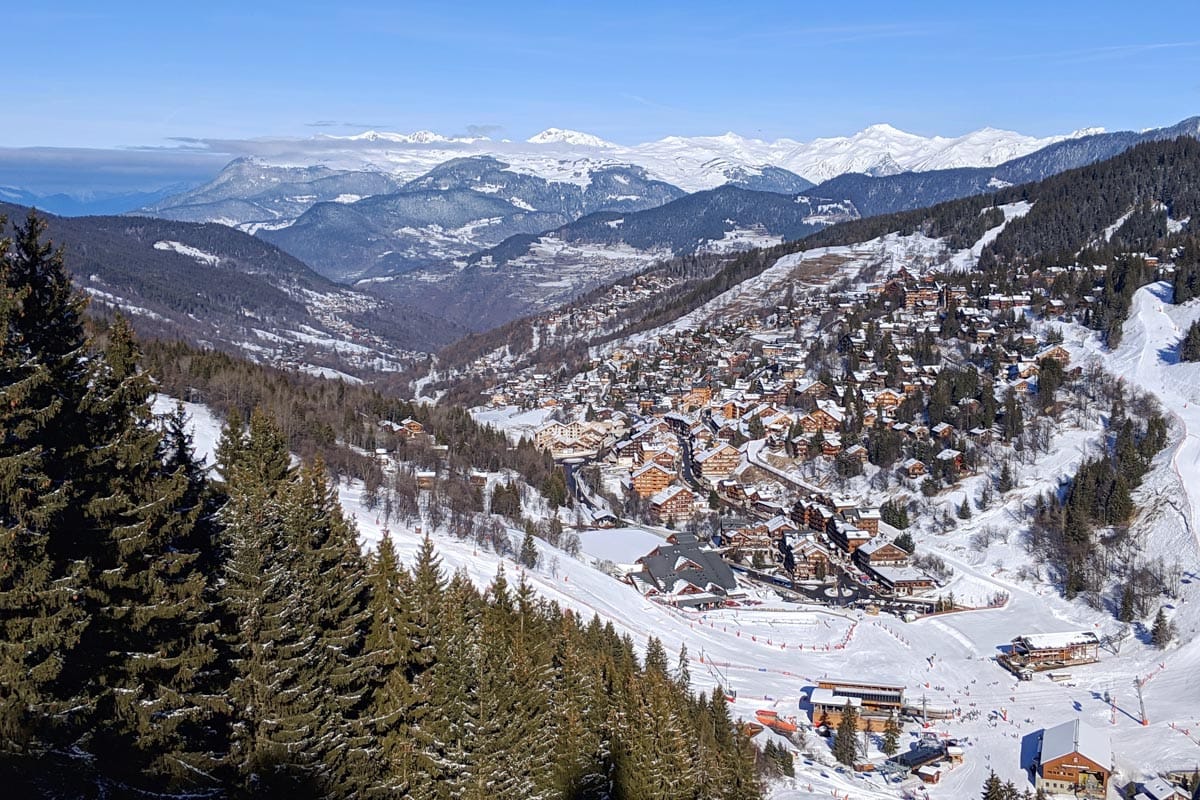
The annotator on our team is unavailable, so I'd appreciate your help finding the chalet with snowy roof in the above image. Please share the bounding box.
[790,538,833,581]
[873,388,904,410]
[796,380,828,401]
[935,448,965,473]
[398,417,425,436]
[900,457,927,478]
[853,538,910,569]
[1035,719,1111,797]
[724,523,775,552]
[844,506,881,536]
[799,402,844,434]
[628,533,740,609]
[639,441,678,470]
[680,386,712,410]
[631,462,674,498]
[827,520,871,554]
[648,484,696,523]
[843,443,869,464]
[865,565,934,596]
[693,442,741,481]
[820,435,842,457]
[1008,631,1101,671]
[1133,777,1190,800]
[1037,344,1071,365]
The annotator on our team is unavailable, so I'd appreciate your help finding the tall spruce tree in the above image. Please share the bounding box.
[362,533,420,797]
[280,459,372,792]
[0,214,91,750]
[217,411,323,793]
[833,701,859,765]
[76,318,221,787]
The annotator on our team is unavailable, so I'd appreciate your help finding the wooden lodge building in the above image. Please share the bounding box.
[809,678,905,730]
[999,631,1102,677]
[1035,719,1111,798]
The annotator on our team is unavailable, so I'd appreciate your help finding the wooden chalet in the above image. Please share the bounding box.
[1037,344,1071,366]
[866,565,934,596]
[853,538,910,569]
[693,442,741,480]
[827,520,871,554]
[1035,719,1111,798]
[810,679,905,730]
[844,506,880,536]
[791,538,833,581]
[649,485,696,523]
[631,462,674,498]
[1005,631,1101,672]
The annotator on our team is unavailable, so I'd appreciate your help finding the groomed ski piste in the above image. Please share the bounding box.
[159,282,1200,798]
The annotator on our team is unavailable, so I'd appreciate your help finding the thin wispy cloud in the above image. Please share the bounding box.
[619,93,687,115]
[306,120,394,130]
[995,40,1200,66]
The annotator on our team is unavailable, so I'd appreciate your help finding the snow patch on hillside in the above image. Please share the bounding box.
[153,240,221,266]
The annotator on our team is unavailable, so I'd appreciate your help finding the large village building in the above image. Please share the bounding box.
[1035,719,1111,798]
[809,679,906,730]
[627,533,741,609]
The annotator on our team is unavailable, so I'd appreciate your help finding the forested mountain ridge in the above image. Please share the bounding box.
[0,203,461,365]
[257,156,686,283]
[359,186,853,334]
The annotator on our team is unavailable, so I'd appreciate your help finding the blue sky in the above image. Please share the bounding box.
[5,1,1199,148]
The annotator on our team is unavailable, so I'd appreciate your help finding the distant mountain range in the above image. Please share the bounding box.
[254,156,685,283]
[125,121,1114,281]
[810,116,1200,217]
[0,184,191,216]
[11,116,1197,354]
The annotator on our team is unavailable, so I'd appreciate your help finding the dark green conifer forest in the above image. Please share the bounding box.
[0,213,762,798]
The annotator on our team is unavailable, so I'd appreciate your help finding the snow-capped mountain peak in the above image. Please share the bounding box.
[526,128,616,148]
[158,121,1110,198]
[858,122,919,139]
[331,129,474,145]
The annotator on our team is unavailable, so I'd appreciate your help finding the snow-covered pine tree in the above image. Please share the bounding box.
[416,572,483,800]
[549,614,610,799]
[833,701,859,765]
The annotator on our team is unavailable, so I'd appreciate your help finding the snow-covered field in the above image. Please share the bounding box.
[469,405,557,443]
[160,280,1200,798]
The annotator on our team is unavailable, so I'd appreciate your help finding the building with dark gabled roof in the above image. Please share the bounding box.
[628,532,740,609]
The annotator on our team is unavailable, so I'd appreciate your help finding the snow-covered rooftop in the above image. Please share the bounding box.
[1015,631,1100,651]
[1040,718,1111,768]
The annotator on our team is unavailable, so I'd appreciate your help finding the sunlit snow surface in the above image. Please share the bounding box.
[162,319,1200,799]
